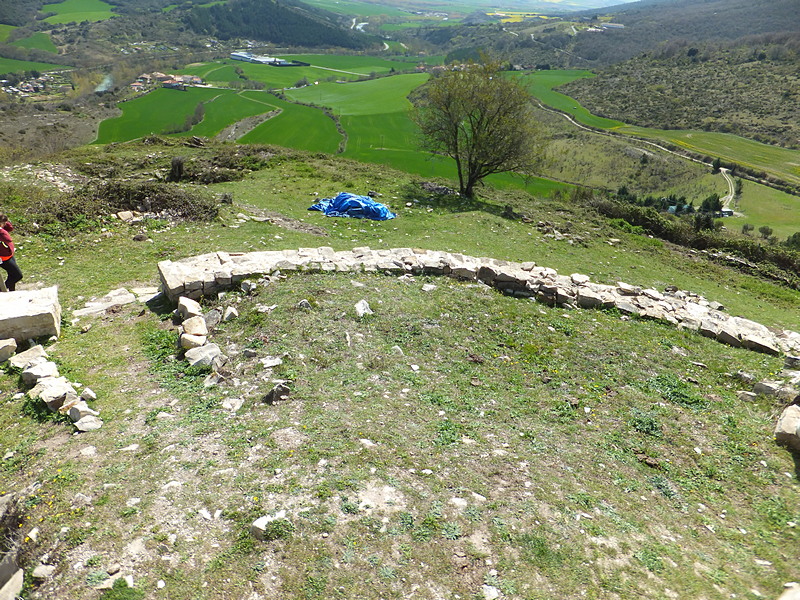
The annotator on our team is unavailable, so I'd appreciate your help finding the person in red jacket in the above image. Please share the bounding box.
[0,213,23,292]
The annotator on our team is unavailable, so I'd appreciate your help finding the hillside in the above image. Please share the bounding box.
[184,0,376,49]
[1,140,800,599]
[558,33,800,149]
[401,0,799,70]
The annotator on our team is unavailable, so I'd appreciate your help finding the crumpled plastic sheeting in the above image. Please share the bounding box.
[308,192,396,220]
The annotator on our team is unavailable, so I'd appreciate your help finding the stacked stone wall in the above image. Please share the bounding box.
[159,247,800,358]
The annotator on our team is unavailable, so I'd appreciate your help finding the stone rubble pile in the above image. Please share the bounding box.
[159,247,800,357]
[172,291,292,408]
[1,344,102,431]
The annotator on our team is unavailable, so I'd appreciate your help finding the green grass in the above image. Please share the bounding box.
[11,32,58,53]
[177,56,417,89]
[41,0,116,23]
[0,57,64,74]
[94,88,233,143]
[180,90,278,138]
[0,24,16,42]
[237,93,340,152]
[736,180,800,241]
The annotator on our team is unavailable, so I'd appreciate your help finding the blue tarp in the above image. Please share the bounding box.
[308,192,396,220]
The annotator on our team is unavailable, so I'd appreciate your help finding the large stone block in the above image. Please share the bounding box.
[775,405,800,452]
[0,287,61,341]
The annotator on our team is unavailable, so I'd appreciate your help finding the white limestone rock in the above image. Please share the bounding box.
[250,510,289,541]
[0,287,61,341]
[355,299,373,317]
[180,333,207,350]
[21,361,60,387]
[182,316,208,336]
[8,345,48,370]
[185,343,222,367]
[177,296,203,320]
[74,415,103,432]
[775,405,800,452]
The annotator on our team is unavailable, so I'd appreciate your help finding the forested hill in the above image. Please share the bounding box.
[184,0,374,49]
[570,0,800,64]
[0,0,40,26]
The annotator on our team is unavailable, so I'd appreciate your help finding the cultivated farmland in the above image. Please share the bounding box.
[11,32,59,53]
[0,56,64,74]
[41,0,116,24]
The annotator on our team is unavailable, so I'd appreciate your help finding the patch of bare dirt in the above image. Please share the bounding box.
[242,205,329,236]
[215,110,281,143]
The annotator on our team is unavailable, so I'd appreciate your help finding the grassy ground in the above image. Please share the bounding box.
[0,57,64,74]
[11,33,58,54]
[41,0,116,23]
[0,24,17,43]
[1,142,800,599]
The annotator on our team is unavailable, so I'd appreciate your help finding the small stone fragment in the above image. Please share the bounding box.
[355,299,373,317]
[74,416,103,432]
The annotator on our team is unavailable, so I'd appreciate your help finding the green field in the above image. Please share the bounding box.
[11,32,58,53]
[94,87,341,151]
[521,70,800,187]
[287,73,563,196]
[300,0,409,17]
[231,92,341,152]
[737,181,800,241]
[0,24,15,42]
[0,57,64,74]
[178,56,417,90]
[41,0,116,23]
[95,88,228,143]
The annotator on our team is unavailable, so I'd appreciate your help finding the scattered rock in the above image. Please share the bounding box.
[204,308,222,330]
[74,415,103,432]
[8,344,48,370]
[180,333,207,350]
[355,299,373,317]
[223,306,239,321]
[263,383,290,405]
[32,564,56,579]
[21,361,60,387]
[182,316,208,336]
[178,297,203,320]
[250,510,290,541]
[185,343,222,367]
[775,405,800,452]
